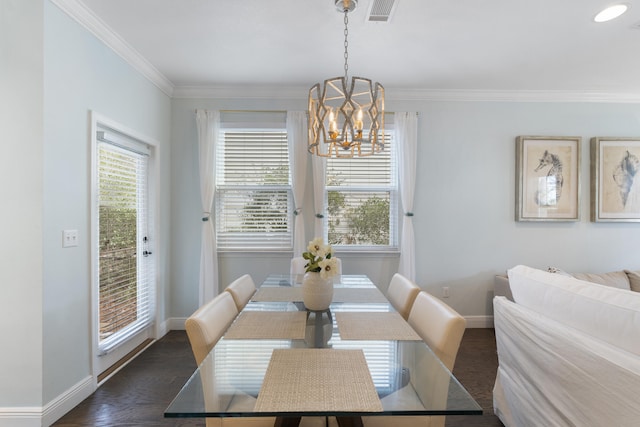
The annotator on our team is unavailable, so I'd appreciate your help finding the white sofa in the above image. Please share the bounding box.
[493,265,640,427]
[495,267,640,301]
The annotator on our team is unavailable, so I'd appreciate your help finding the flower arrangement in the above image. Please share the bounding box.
[302,238,338,280]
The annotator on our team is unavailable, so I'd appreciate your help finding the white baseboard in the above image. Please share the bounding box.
[0,408,41,427]
[464,315,494,328]
[167,317,187,331]
[157,318,169,337]
[42,376,94,426]
[0,376,94,427]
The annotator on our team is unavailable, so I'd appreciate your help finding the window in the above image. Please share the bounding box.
[96,130,155,357]
[325,132,397,250]
[216,113,292,251]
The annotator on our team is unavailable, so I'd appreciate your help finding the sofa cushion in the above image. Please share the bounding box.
[625,270,640,293]
[508,265,640,357]
[571,270,631,290]
[547,267,630,290]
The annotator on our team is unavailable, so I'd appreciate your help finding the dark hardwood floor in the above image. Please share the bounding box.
[53,329,503,427]
[448,328,504,427]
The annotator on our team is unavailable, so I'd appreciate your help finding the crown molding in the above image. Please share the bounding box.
[388,88,640,103]
[50,0,174,97]
[174,85,640,103]
[172,85,310,100]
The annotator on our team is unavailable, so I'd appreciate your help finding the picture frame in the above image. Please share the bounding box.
[590,137,640,222]
[516,136,581,222]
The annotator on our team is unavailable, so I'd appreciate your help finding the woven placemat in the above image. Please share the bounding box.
[224,311,306,339]
[335,312,422,341]
[252,287,303,302]
[333,287,387,303]
[255,348,383,413]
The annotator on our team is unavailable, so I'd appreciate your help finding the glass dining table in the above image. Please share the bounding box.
[165,274,482,426]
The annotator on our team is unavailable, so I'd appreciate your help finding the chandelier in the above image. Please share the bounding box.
[308,0,385,158]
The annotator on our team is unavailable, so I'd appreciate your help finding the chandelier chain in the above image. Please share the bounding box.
[343,9,349,81]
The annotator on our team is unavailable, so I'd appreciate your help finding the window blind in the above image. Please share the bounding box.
[97,140,154,355]
[215,128,292,251]
[325,133,398,249]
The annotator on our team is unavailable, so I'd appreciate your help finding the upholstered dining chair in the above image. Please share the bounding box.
[185,292,325,427]
[290,256,342,277]
[408,291,467,371]
[185,291,239,366]
[362,291,467,427]
[224,274,257,312]
[386,273,421,320]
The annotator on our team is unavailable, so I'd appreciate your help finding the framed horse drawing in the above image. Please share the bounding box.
[516,136,581,221]
[591,137,640,222]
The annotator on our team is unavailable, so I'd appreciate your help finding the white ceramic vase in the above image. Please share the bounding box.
[302,272,333,311]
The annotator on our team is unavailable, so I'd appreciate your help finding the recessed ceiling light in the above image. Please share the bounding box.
[594,4,629,22]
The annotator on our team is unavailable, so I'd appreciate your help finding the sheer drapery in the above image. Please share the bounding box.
[311,155,326,239]
[287,111,308,255]
[196,109,219,304]
[396,112,418,281]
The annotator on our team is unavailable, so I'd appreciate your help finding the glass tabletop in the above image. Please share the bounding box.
[165,274,482,419]
[260,273,377,288]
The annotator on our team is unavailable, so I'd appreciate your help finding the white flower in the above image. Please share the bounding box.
[322,243,334,259]
[302,237,337,277]
[318,257,338,280]
[307,237,324,256]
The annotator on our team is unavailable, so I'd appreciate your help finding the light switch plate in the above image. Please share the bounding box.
[63,229,78,248]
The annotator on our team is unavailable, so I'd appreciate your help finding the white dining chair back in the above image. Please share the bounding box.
[363,291,467,427]
[408,291,467,371]
[224,274,257,312]
[185,292,238,365]
[290,256,342,276]
[386,273,421,320]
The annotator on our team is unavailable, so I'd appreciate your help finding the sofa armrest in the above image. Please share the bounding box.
[494,274,513,301]
[493,296,640,426]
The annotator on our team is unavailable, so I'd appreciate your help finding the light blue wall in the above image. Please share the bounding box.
[0,0,44,409]
[170,97,640,320]
[42,0,171,405]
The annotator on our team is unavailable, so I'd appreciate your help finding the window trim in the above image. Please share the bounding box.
[215,117,293,252]
[323,130,399,252]
[96,141,153,356]
[90,111,160,384]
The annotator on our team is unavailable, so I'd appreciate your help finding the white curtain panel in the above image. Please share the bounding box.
[196,109,220,305]
[396,112,418,281]
[311,155,327,239]
[287,111,308,255]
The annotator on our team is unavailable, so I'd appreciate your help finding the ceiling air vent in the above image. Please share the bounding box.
[367,0,397,22]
